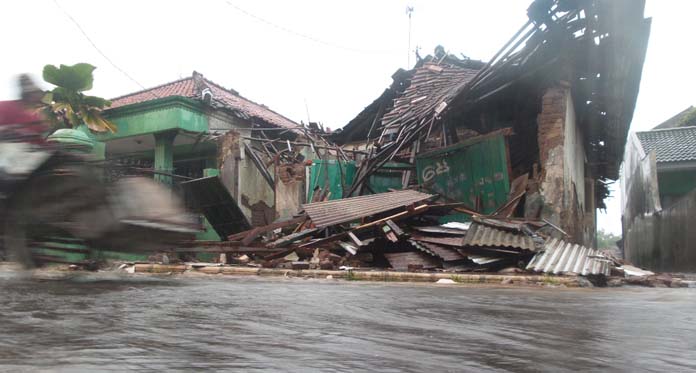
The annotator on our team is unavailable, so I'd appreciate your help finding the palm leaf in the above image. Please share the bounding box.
[81,108,117,133]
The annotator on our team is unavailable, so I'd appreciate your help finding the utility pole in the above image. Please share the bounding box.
[406,6,414,68]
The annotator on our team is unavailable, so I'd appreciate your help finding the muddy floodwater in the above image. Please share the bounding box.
[0,269,695,372]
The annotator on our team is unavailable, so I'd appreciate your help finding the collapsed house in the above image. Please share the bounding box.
[334,0,651,247]
[168,0,653,280]
[622,107,696,272]
[41,0,656,280]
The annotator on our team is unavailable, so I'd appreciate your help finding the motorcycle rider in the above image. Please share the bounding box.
[0,74,48,141]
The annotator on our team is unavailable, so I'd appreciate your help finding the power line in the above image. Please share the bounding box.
[52,0,158,98]
[222,0,399,55]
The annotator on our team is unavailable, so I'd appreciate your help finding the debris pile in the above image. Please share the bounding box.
[172,189,674,286]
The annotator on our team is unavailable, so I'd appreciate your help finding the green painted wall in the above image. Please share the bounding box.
[416,134,510,215]
[658,169,696,206]
[99,98,208,141]
[307,159,356,201]
[367,162,411,194]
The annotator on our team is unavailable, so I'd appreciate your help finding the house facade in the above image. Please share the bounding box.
[72,71,311,241]
[621,108,696,271]
[334,0,651,248]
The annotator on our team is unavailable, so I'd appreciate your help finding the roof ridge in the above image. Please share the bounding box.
[109,75,193,101]
[202,77,301,127]
[637,125,696,134]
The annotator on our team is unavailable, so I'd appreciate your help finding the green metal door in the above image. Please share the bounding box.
[416,134,510,214]
[307,159,356,201]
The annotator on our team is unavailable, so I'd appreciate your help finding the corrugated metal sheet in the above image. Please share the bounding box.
[473,217,525,232]
[408,239,437,257]
[461,223,537,251]
[526,238,612,276]
[302,190,432,228]
[415,241,466,262]
[410,234,464,247]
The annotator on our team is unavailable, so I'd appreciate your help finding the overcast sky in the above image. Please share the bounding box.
[2,0,695,235]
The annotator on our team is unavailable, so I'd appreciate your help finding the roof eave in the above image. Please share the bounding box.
[104,96,204,118]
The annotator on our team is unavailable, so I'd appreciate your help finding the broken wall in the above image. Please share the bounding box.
[275,162,305,220]
[218,130,276,226]
[537,83,593,245]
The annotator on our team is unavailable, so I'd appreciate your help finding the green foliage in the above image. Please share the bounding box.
[596,229,621,249]
[678,108,696,127]
[41,63,116,133]
[43,63,95,92]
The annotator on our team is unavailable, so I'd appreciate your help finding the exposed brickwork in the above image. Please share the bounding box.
[536,84,593,246]
[277,163,305,184]
[537,86,567,173]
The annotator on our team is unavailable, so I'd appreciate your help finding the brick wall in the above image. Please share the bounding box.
[536,83,594,246]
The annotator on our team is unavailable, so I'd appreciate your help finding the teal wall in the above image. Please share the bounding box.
[307,159,356,201]
[100,97,208,141]
[416,134,510,214]
[658,169,696,207]
[367,162,411,194]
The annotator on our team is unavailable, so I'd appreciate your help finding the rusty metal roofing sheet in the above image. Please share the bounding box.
[408,239,437,257]
[302,190,433,228]
[416,241,466,262]
[526,238,612,276]
[473,216,526,232]
[461,223,536,251]
[410,234,464,247]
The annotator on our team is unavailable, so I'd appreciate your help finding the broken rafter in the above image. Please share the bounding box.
[244,142,275,189]
[227,216,306,241]
[243,137,369,155]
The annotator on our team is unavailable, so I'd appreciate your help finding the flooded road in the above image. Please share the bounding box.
[1,270,695,372]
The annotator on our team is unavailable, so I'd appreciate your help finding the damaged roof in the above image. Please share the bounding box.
[333,53,482,145]
[636,126,696,163]
[380,61,480,130]
[108,71,300,130]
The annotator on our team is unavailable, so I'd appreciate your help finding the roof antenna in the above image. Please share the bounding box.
[406,6,414,68]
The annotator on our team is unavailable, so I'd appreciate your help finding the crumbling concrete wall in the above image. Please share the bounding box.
[537,83,594,246]
[275,162,306,220]
[218,130,241,201]
[217,130,275,226]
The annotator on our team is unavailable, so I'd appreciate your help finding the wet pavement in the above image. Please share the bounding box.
[0,268,695,372]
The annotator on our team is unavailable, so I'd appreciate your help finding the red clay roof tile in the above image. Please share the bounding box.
[109,73,299,129]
